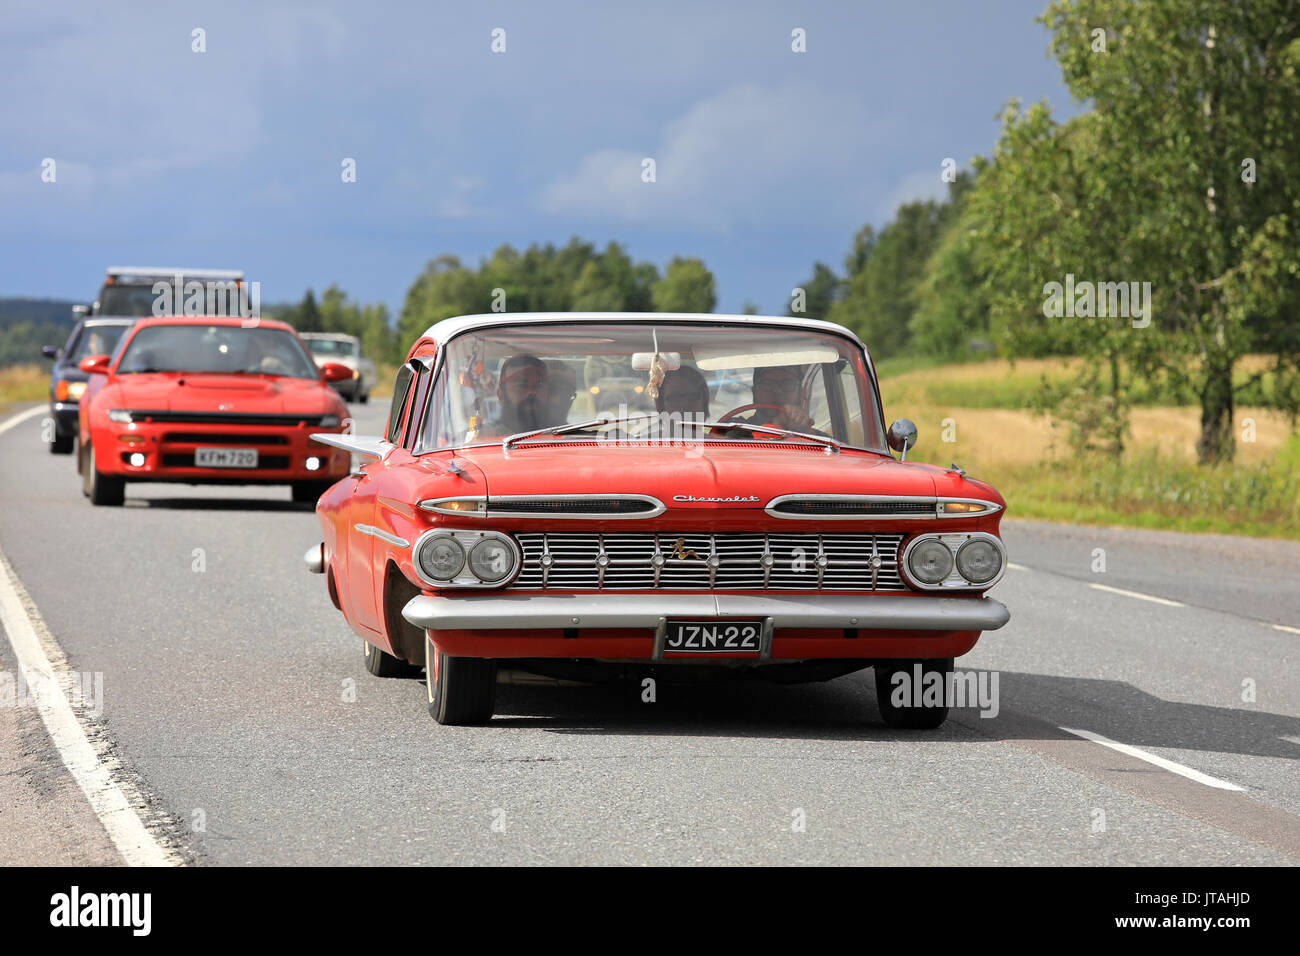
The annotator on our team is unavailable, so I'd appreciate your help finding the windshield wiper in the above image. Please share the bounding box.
[697,420,842,453]
[503,415,841,453]
[502,414,658,449]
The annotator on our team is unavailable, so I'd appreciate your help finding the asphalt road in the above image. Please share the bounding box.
[1,402,1297,865]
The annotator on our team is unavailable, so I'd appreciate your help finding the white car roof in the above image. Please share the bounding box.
[419,312,868,351]
[106,266,244,280]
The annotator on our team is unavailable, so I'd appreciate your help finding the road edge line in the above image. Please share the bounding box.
[0,405,46,438]
[0,543,182,866]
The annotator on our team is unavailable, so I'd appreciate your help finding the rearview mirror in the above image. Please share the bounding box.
[887,419,918,461]
[630,352,681,371]
[78,354,112,376]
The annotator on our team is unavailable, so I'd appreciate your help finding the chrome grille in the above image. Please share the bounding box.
[512,532,908,591]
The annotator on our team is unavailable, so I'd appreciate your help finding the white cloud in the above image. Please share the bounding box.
[539,82,885,232]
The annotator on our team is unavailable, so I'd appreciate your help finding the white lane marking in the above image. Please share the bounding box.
[0,405,46,437]
[1089,582,1185,607]
[1061,726,1245,791]
[1270,623,1300,635]
[0,544,178,866]
[1006,562,1029,571]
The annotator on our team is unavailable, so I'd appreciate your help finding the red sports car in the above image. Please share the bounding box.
[77,315,352,505]
[307,312,1010,727]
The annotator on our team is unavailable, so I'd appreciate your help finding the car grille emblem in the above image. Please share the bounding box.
[670,537,700,561]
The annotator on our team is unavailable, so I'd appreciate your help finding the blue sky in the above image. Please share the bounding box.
[0,0,1076,319]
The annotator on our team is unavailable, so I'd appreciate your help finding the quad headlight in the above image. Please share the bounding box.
[469,538,514,582]
[907,539,954,584]
[412,530,519,588]
[416,536,465,581]
[956,538,1002,584]
[902,532,1006,590]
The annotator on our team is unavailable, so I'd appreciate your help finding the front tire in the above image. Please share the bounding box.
[86,446,125,506]
[425,633,496,725]
[874,658,953,729]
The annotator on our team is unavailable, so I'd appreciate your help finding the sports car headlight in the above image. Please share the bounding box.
[469,538,516,582]
[318,414,340,427]
[907,539,954,584]
[107,409,133,423]
[956,539,1002,584]
[415,536,465,582]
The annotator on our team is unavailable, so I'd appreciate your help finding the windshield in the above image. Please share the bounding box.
[116,324,321,378]
[419,321,886,451]
[305,338,357,357]
[98,280,248,317]
[69,324,129,361]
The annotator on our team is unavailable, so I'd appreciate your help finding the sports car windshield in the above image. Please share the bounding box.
[421,322,887,452]
[116,324,320,378]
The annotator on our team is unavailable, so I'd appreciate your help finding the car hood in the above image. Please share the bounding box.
[109,372,338,413]
[452,442,943,505]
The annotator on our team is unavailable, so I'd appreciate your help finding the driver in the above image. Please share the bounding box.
[486,353,549,434]
[737,365,815,433]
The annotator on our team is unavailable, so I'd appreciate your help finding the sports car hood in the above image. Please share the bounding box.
[452,442,943,506]
[108,372,338,413]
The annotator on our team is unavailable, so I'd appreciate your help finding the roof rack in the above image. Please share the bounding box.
[105,266,245,280]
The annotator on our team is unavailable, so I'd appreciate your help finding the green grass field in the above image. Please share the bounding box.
[878,357,1300,539]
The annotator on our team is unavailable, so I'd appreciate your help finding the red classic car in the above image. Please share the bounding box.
[77,315,353,505]
[308,313,1010,727]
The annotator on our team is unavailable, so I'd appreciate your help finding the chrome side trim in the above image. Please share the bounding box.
[765,494,1003,520]
[403,593,1011,633]
[354,524,410,548]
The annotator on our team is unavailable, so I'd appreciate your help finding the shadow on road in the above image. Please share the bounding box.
[488,668,1300,759]
[131,496,313,513]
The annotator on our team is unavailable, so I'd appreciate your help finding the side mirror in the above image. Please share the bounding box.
[42,345,59,359]
[71,304,91,320]
[78,354,112,376]
[320,362,353,383]
[887,419,918,461]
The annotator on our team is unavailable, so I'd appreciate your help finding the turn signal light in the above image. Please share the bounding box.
[55,380,69,401]
[941,502,985,514]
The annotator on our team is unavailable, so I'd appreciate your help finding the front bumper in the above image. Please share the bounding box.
[402,593,1009,661]
[94,421,351,482]
[49,402,78,434]
[404,593,1009,632]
